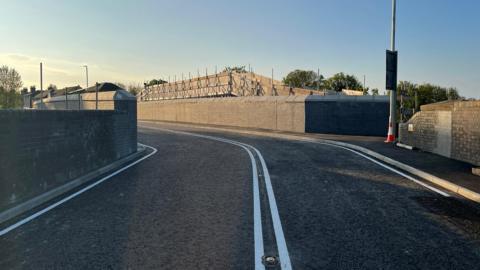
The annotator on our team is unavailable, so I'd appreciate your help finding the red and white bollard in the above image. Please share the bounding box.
[385,116,396,143]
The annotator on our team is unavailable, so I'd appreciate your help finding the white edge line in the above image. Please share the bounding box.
[150,128,266,270]
[318,142,451,197]
[0,143,158,237]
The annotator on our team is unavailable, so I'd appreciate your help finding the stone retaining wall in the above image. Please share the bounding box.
[138,95,389,136]
[399,101,480,166]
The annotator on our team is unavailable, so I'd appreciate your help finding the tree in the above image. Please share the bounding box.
[0,65,23,92]
[282,70,324,89]
[47,84,57,91]
[146,79,168,86]
[223,66,247,73]
[400,81,461,107]
[0,86,23,109]
[323,73,363,92]
[127,83,143,96]
[371,88,379,96]
[397,80,463,119]
[447,87,461,100]
[362,87,369,95]
[0,66,23,109]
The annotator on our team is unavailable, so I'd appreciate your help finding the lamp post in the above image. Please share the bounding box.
[83,65,89,89]
[40,62,43,104]
[385,0,397,143]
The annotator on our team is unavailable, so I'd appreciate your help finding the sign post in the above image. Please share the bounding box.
[385,0,398,143]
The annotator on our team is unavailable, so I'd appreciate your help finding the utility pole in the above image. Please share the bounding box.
[317,68,320,91]
[95,82,99,110]
[40,62,43,104]
[65,87,68,110]
[414,90,419,113]
[271,68,274,96]
[83,65,89,89]
[400,83,404,122]
[385,0,397,143]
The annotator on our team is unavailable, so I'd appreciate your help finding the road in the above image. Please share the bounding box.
[1,121,480,269]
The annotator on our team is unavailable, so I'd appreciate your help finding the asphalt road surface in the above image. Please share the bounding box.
[1,121,480,269]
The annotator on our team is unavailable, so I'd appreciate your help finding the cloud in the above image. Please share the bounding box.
[0,53,146,89]
[7,54,31,62]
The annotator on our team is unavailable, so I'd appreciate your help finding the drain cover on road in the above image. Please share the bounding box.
[262,255,279,267]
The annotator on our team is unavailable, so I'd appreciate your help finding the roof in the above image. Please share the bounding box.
[70,82,125,94]
[53,85,82,96]
[32,90,49,100]
[31,85,83,100]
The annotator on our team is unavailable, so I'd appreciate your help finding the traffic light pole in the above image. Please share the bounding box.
[386,0,397,143]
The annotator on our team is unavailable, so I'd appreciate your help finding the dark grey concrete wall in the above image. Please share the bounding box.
[0,93,137,212]
[305,96,389,136]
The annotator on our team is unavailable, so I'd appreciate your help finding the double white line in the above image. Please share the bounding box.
[152,128,292,270]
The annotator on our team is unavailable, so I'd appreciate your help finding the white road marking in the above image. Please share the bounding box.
[141,124,450,269]
[148,127,293,270]
[249,146,292,270]
[318,142,451,197]
[139,121,454,199]
[0,143,158,237]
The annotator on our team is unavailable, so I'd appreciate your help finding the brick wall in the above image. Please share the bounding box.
[451,101,480,165]
[399,111,439,152]
[138,96,307,133]
[398,110,453,157]
[138,95,389,136]
[399,101,480,166]
[0,90,137,212]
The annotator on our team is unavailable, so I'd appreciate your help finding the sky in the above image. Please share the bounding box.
[0,0,479,98]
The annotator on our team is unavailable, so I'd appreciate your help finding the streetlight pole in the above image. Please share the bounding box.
[40,62,43,104]
[391,0,396,52]
[83,65,89,89]
[385,0,397,143]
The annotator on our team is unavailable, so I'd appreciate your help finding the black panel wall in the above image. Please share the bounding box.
[305,96,389,136]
